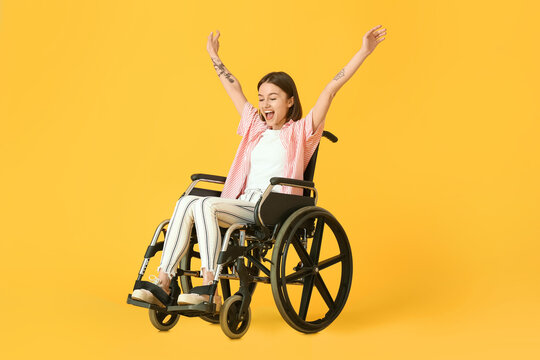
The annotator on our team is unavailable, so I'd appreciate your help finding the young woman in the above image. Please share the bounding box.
[132,25,387,309]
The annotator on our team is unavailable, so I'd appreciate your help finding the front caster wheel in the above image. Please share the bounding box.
[219,295,251,339]
[148,309,180,331]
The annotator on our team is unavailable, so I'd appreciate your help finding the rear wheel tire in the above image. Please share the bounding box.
[271,206,353,333]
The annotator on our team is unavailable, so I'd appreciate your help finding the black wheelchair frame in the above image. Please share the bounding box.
[127,131,353,338]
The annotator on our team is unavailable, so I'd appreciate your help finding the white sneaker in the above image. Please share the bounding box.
[132,275,167,307]
[177,292,222,312]
[177,293,207,305]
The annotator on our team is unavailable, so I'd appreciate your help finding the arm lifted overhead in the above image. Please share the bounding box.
[207,30,248,116]
[312,25,387,131]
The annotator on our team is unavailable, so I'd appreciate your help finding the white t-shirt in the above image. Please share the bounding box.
[244,128,286,194]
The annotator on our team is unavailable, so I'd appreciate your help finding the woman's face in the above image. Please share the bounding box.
[258,82,294,130]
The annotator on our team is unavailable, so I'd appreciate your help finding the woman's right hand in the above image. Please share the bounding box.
[207,30,220,57]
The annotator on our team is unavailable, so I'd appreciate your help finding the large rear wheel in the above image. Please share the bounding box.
[271,206,353,333]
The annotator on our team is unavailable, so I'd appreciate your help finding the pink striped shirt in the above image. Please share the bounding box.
[221,101,325,199]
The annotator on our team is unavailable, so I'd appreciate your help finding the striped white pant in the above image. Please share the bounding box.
[157,188,263,278]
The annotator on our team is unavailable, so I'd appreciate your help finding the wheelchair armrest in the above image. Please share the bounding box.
[269,177,314,189]
[254,177,318,228]
[191,173,227,183]
[183,173,227,197]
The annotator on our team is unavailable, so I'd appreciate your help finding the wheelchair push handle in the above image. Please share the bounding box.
[322,131,338,143]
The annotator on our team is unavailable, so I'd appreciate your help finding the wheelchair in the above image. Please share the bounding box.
[127,130,353,339]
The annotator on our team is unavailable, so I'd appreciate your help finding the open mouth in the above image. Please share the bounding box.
[264,110,275,120]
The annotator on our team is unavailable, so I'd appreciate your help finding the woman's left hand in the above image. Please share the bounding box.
[361,25,387,55]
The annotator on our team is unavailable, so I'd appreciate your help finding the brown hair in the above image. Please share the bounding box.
[257,71,303,122]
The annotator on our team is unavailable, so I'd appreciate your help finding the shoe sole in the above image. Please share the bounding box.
[132,289,165,307]
[177,294,222,312]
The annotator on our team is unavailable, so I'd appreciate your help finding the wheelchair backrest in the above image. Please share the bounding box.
[302,130,338,197]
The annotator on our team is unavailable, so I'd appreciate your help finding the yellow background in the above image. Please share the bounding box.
[1,0,539,358]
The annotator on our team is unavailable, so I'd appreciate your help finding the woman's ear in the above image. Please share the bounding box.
[287,96,294,108]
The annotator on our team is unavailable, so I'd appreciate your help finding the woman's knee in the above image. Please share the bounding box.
[170,196,200,223]
[177,195,202,210]
[177,195,201,205]
[191,197,216,217]
[199,196,224,212]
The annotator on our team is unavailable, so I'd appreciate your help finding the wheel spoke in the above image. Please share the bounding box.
[317,254,345,271]
[291,236,314,267]
[284,266,313,283]
[314,274,335,310]
[310,217,324,263]
[298,275,315,320]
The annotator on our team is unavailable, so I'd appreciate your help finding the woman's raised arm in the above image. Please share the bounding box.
[207,30,247,116]
[312,25,387,130]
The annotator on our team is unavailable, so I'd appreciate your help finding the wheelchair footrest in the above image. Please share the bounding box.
[127,294,165,311]
[167,302,217,317]
[127,294,217,316]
